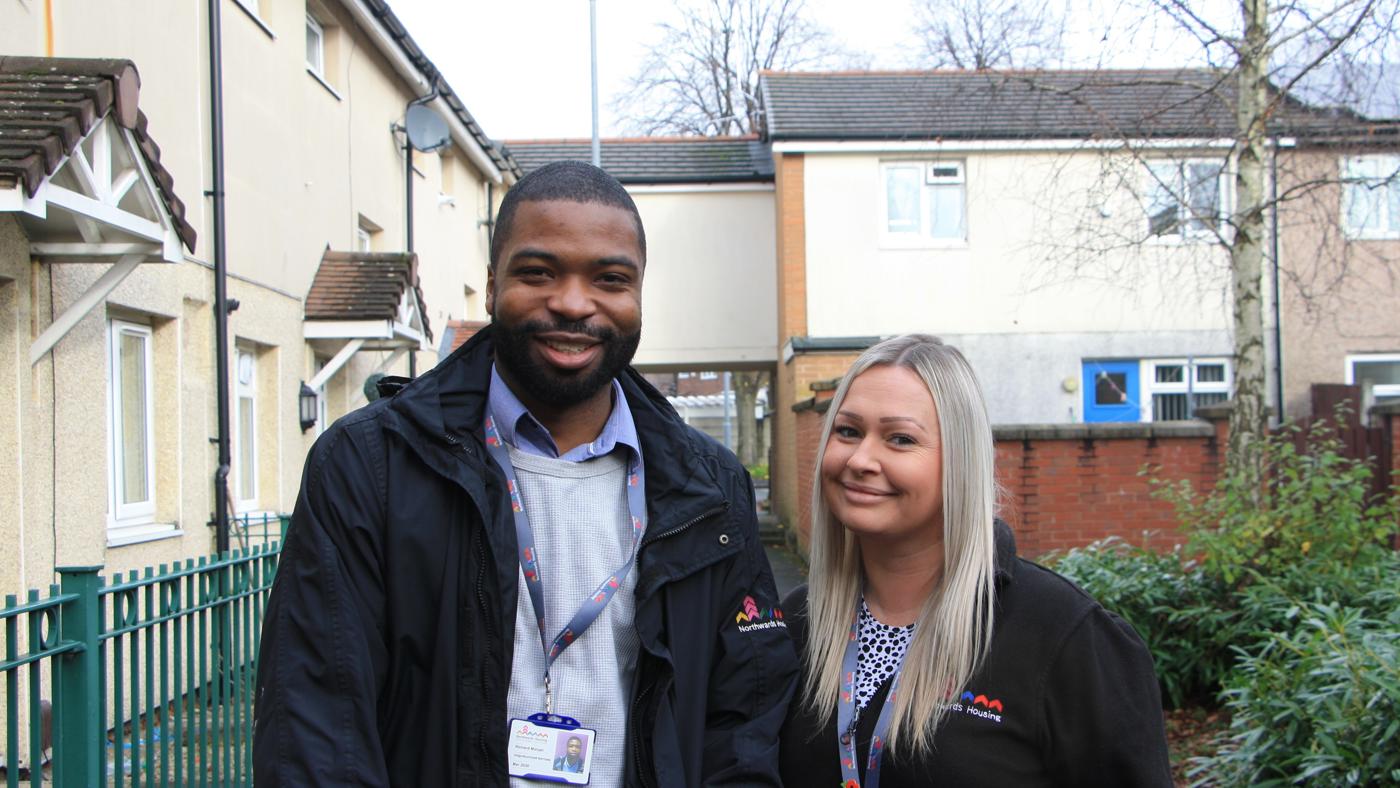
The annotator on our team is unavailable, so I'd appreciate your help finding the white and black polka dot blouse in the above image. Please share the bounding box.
[855,598,915,711]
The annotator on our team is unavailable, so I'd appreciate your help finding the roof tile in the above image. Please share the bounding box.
[0,56,197,251]
[760,69,1394,143]
[305,250,433,342]
[505,137,774,183]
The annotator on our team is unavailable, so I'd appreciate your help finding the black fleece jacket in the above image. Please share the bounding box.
[778,523,1173,787]
[253,327,798,787]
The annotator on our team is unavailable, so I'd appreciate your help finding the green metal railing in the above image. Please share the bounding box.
[1,515,286,786]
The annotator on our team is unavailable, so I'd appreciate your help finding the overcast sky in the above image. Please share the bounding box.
[384,0,1221,141]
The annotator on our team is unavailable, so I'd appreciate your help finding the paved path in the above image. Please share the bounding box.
[764,544,808,600]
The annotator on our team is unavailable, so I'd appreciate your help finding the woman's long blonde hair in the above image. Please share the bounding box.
[801,334,997,756]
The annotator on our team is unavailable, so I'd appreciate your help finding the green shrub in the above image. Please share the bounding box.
[1153,420,1399,592]
[1053,418,1400,715]
[1189,584,1400,787]
[747,463,769,481]
[1051,539,1224,707]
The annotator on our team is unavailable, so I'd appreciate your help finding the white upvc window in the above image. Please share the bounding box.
[314,355,331,437]
[234,347,259,511]
[880,160,967,245]
[305,13,326,76]
[109,320,156,526]
[1145,158,1228,240]
[1342,155,1400,239]
[1143,357,1231,421]
[1346,354,1400,413]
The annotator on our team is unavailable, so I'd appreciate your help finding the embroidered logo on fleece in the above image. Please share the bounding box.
[733,595,787,632]
[950,690,1005,723]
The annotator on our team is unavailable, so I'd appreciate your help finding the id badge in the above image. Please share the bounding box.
[507,713,595,785]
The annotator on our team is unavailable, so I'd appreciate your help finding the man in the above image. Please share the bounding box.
[554,737,585,774]
[253,161,797,786]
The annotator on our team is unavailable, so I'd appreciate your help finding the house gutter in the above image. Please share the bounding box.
[1270,136,1284,422]
[336,0,505,184]
[207,0,232,552]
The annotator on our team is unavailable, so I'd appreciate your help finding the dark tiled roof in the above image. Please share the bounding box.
[760,69,1391,142]
[305,250,432,342]
[359,0,521,179]
[505,137,774,183]
[0,56,197,250]
[439,319,488,356]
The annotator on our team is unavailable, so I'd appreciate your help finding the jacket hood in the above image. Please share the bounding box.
[383,324,727,518]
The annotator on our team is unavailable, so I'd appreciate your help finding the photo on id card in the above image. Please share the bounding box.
[507,717,595,784]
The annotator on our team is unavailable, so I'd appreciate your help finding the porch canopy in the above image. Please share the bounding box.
[303,250,432,390]
[0,57,197,365]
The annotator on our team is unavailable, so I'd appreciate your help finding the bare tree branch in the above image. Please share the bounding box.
[914,0,1068,69]
[613,0,859,136]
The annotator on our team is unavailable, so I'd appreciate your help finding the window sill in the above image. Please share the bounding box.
[231,1,277,40]
[1143,233,1220,246]
[307,68,343,101]
[877,237,970,251]
[107,522,184,548]
[1343,230,1400,242]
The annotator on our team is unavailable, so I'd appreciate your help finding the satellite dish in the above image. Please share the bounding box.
[405,103,451,152]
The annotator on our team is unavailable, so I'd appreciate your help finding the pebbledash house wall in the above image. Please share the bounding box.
[0,2,508,595]
[1275,149,1400,422]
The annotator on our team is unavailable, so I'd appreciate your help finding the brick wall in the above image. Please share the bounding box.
[790,401,1237,558]
[774,351,861,533]
[770,153,806,532]
[992,423,1223,556]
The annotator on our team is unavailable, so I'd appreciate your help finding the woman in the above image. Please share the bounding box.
[779,334,1172,787]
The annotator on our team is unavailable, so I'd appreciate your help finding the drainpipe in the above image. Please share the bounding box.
[485,182,495,247]
[401,92,436,378]
[404,121,415,377]
[207,0,232,553]
[589,0,600,167]
[1270,137,1284,424]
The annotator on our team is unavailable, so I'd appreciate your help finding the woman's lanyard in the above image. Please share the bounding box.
[836,606,906,788]
[483,414,647,714]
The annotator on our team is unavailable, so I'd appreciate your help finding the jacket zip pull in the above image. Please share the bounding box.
[641,503,729,548]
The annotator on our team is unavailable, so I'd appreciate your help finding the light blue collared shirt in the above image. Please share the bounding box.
[486,365,643,467]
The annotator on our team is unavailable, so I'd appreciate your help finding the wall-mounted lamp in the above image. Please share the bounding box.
[299,382,318,433]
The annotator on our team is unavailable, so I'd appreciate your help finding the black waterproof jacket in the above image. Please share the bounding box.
[778,522,1173,787]
[253,327,799,787]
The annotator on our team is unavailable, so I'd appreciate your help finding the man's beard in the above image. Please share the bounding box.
[492,317,641,409]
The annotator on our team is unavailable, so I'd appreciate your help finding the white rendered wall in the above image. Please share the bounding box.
[630,187,777,369]
[801,151,1234,339]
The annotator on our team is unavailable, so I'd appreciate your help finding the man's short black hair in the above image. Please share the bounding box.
[490,160,646,270]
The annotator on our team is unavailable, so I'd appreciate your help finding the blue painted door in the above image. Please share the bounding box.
[1083,361,1140,422]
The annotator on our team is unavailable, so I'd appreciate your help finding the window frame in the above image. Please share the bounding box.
[233,346,260,513]
[305,12,326,77]
[313,355,331,437]
[1341,155,1400,240]
[1141,357,1231,422]
[1345,353,1400,405]
[108,320,157,527]
[1143,158,1230,243]
[878,159,969,248]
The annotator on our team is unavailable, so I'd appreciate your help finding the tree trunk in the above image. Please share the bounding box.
[1228,0,1272,493]
[732,370,766,467]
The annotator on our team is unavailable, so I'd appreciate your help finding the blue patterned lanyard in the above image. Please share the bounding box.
[835,603,906,788]
[483,414,647,714]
